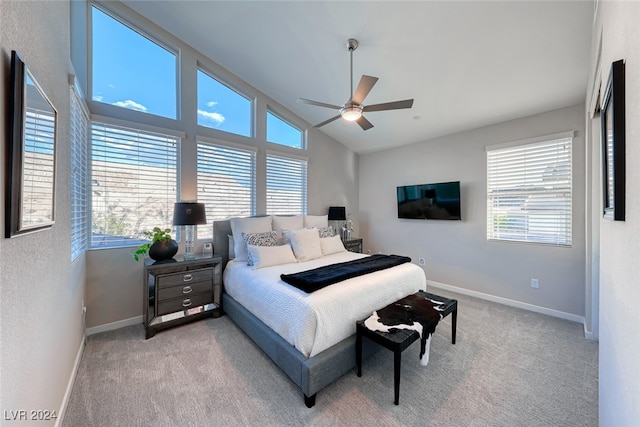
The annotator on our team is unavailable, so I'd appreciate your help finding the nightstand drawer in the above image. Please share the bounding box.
[158,280,212,301]
[156,268,213,288]
[157,292,212,316]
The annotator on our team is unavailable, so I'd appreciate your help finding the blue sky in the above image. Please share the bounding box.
[91,6,301,148]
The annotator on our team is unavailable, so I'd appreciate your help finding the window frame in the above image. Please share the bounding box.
[486,131,574,247]
[89,2,180,122]
[266,107,306,150]
[196,65,255,139]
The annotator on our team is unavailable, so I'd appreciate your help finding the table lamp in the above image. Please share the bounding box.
[173,202,207,260]
[328,206,346,238]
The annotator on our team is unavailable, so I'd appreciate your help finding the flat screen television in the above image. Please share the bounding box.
[397,181,461,220]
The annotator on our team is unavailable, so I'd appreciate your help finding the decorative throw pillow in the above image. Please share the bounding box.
[303,214,328,229]
[318,225,334,238]
[247,244,297,269]
[242,231,278,266]
[272,215,304,244]
[230,216,273,262]
[289,228,323,262]
[320,235,347,255]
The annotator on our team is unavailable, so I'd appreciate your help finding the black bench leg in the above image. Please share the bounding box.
[452,307,457,345]
[356,326,363,376]
[394,350,401,405]
[304,393,316,408]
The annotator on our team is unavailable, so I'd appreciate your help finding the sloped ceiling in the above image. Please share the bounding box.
[122,0,594,154]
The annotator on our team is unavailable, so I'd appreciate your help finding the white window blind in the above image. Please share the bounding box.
[266,153,307,215]
[70,85,90,260]
[91,123,178,248]
[486,135,572,246]
[197,142,256,240]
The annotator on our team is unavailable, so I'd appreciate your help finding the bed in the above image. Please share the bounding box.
[213,216,426,407]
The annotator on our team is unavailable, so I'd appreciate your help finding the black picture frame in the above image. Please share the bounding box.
[601,59,625,221]
[5,50,58,237]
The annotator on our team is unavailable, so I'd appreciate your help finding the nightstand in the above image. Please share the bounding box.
[143,255,222,338]
[343,238,363,253]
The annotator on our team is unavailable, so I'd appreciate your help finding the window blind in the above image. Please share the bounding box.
[486,135,572,246]
[91,122,178,248]
[197,142,256,240]
[266,153,307,215]
[70,86,90,260]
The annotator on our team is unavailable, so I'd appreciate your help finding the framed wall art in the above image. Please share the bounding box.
[601,59,625,221]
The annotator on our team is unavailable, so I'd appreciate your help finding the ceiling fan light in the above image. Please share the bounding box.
[340,105,363,121]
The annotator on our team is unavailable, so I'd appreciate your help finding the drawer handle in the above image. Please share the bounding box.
[182,286,192,294]
[182,274,193,282]
[182,299,192,307]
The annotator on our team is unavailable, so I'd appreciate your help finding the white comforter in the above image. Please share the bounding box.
[223,251,426,357]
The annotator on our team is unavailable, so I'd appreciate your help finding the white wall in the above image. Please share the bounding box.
[0,1,86,424]
[359,104,586,318]
[591,2,640,424]
[81,1,359,329]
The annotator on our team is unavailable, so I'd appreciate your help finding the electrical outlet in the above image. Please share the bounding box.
[419,258,426,266]
[531,278,539,289]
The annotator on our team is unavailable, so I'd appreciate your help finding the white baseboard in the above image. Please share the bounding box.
[86,315,143,336]
[55,335,85,427]
[427,280,587,325]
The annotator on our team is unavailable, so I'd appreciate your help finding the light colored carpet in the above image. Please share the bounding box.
[62,290,598,426]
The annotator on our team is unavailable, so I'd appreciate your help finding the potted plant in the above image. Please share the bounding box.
[133,227,178,261]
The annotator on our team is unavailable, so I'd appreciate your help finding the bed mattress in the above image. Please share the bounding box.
[223,251,425,357]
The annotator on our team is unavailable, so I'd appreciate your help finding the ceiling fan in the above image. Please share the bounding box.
[298,38,414,131]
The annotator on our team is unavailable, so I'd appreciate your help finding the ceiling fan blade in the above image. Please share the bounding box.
[363,99,414,112]
[314,115,342,128]
[351,75,378,105]
[298,98,342,110]
[356,115,374,131]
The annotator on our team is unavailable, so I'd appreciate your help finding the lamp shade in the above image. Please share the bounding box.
[173,202,207,225]
[328,206,346,221]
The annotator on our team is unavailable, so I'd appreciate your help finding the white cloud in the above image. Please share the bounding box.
[112,100,148,112]
[93,95,103,102]
[198,109,225,125]
[207,101,218,108]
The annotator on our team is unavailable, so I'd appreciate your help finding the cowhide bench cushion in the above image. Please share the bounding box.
[355,291,457,405]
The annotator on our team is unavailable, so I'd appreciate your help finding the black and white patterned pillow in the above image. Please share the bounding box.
[318,226,334,238]
[242,231,277,266]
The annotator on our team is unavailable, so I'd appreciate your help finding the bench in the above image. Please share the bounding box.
[355,291,457,405]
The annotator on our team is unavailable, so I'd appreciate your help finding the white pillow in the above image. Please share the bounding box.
[248,244,297,270]
[242,231,278,266]
[289,228,323,262]
[230,216,273,262]
[228,234,235,259]
[320,235,347,255]
[281,228,304,245]
[272,215,304,243]
[304,215,328,228]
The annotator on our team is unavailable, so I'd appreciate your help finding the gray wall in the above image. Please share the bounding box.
[0,0,86,423]
[82,1,359,329]
[359,104,586,318]
[592,2,640,424]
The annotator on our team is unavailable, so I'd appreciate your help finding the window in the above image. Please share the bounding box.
[91,123,178,248]
[70,85,90,260]
[197,69,252,137]
[266,153,307,215]
[267,110,304,149]
[91,6,177,119]
[486,133,573,246]
[196,142,256,240]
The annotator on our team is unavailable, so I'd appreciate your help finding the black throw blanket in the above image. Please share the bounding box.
[280,254,411,293]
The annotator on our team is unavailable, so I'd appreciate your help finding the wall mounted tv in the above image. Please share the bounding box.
[397,181,461,220]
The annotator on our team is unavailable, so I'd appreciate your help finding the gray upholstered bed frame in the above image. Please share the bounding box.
[213,219,377,407]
